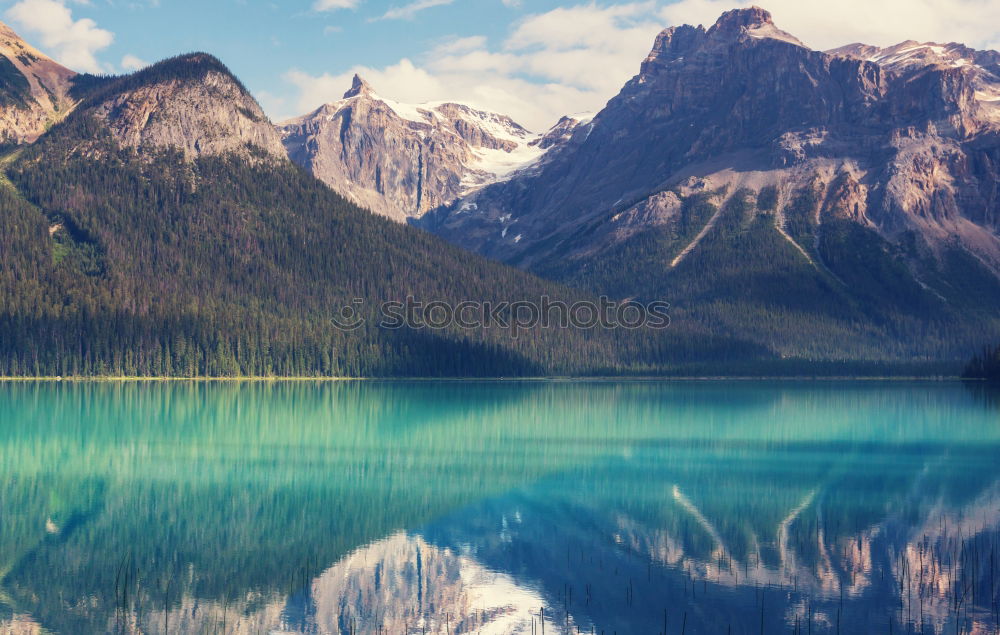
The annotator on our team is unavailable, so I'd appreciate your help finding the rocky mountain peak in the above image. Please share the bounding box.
[827,39,1000,128]
[709,6,804,48]
[344,74,374,99]
[279,79,554,221]
[82,53,286,161]
[422,6,1000,288]
[827,43,882,60]
[708,6,774,33]
[0,20,24,45]
[642,6,803,77]
[530,114,593,150]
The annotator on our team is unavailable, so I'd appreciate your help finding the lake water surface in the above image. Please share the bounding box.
[1,380,998,634]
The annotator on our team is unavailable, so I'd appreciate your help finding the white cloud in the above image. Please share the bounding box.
[283,58,440,113]
[120,54,147,72]
[659,0,1000,51]
[256,89,288,120]
[313,0,361,10]
[432,35,488,55]
[5,0,113,73]
[278,2,662,130]
[282,58,596,132]
[378,0,454,21]
[502,2,661,90]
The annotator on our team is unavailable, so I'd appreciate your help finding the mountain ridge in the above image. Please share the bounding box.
[72,53,287,161]
[0,20,77,144]
[423,8,1000,267]
[417,6,1000,362]
[278,75,584,221]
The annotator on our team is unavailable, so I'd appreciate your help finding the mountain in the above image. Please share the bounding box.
[0,21,76,145]
[419,6,1000,363]
[0,53,700,378]
[2,16,993,375]
[278,75,581,221]
[827,40,1000,123]
[76,53,286,160]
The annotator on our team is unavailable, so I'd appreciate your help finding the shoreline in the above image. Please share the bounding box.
[0,375,975,382]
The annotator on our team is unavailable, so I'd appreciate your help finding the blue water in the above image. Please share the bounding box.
[0,380,997,634]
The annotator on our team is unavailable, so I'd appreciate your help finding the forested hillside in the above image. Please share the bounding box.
[536,187,1000,364]
[0,117,589,376]
[0,57,750,377]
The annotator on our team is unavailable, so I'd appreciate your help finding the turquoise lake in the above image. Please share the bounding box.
[0,380,998,634]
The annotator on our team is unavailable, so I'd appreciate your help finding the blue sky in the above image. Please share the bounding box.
[4,0,999,130]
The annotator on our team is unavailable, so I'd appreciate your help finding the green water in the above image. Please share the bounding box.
[0,381,997,634]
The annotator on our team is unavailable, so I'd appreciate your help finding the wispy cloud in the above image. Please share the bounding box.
[377,0,453,21]
[313,0,361,11]
[120,53,148,71]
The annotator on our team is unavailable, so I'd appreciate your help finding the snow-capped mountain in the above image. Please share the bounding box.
[278,75,582,221]
[421,7,1000,275]
[413,6,1000,361]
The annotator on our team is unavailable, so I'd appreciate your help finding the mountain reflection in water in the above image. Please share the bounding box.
[0,381,997,634]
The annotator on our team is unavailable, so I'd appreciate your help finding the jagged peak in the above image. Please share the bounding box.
[344,74,374,99]
[827,43,882,58]
[707,6,806,47]
[827,39,1000,76]
[0,18,78,143]
[708,6,773,34]
[642,7,804,76]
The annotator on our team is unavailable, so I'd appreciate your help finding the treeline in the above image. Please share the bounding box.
[964,344,1000,381]
[69,53,254,107]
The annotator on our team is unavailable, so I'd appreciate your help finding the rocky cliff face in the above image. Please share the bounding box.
[420,7,1000,277]
[278,76,568,221]
[0,21,77,144]
[83,54,286,161]
[829,40,1000,126]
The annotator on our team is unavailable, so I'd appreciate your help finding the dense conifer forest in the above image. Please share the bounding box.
[964,344,1000,381]
[536,188,1000,366]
